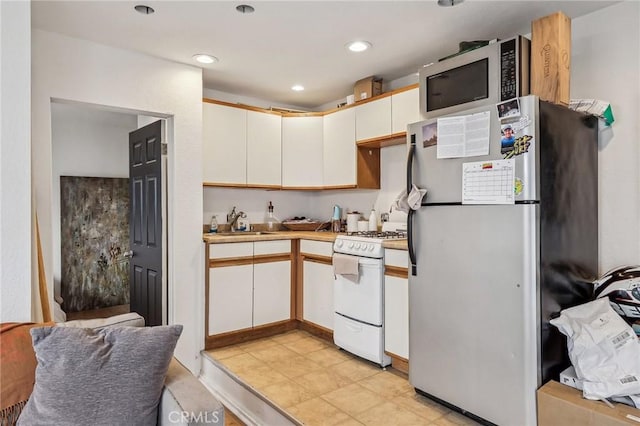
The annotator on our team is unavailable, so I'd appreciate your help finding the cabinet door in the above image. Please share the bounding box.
[208,264,253,334]
[203,103,247,184]
[253,260,291,326]
[281,116,324,187]
[247,110,282,187]
[391,88,421,134]
[303,260,334,330]
[355,97,392,142]
[384,275,409,359]
[323,108,356,187]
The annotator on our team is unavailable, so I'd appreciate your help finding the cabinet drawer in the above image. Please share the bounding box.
[300,240,333,257]
[254,240,291,256]
[385,249,408,268]
[209,242,253,259]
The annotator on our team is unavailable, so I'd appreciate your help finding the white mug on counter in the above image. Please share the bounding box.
[357,220,369,232]
[346,213,361,233]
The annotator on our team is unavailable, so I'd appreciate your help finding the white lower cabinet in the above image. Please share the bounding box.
[303,260,334,330]
[208,241,291,336]
[384,248,409,359]
[384,275,409,359]
[253,260,291,326]
[300,239,334,331]
[209,264,253,335]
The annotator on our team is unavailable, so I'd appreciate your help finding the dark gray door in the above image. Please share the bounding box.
[129,120,163,326]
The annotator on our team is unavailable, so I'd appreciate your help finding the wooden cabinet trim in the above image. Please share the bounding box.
[385,265,408,279]
[252,253,291,264]
[203,182,248,188]
[203,98,283,116]
[205,320,297,349]
[209,257,254,268]
[357,132,407,148]
[301,253,333,265]
[392,83,419,94]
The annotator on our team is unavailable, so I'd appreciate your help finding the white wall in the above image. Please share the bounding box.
[50,102,137,297]
[32,30,203,372]
[572,1,640,271]
[0,1,32,322]
[203,145,408,228]
[203,187,316,228]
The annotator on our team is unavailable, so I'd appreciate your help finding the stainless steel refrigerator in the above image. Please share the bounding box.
[406,95,598,426]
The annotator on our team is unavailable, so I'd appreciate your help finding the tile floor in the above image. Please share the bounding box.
[208,330,481,426]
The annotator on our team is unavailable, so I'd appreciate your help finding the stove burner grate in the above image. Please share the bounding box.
[344,230,407,239]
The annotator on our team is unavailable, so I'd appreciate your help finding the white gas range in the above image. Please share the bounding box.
[332,223,406,367]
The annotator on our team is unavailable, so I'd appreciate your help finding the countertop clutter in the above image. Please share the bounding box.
[203,230,408,250]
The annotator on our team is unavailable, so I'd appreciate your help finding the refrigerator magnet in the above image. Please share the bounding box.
[514,178,524,196]
[422,122,437,148]
[497,98,521,120]
[500,123,516,154]
[504,135,533,160]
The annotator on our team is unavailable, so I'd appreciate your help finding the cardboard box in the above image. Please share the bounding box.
[537,380,640,426]
[354,76,382,102]
[531,11,572,105]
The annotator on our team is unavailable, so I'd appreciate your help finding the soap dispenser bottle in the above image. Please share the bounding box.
[368,208,377,231]
[265,201,279,231]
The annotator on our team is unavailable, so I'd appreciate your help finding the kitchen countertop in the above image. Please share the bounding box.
[203,231,408,250]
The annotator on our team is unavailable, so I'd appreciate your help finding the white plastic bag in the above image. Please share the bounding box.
[550,298,640,400]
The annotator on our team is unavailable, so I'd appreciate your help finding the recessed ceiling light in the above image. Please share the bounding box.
[346,41,372,53]
[192,54,218,64]
[291,85,305,92]
[236,4,255,14]
[437,0,464,6]
[134,5,155,15]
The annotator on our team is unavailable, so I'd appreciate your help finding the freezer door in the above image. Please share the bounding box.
[407,95,539,203]
[409,204,539,426]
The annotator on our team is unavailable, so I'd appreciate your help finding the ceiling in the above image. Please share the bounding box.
[31,1,617,110]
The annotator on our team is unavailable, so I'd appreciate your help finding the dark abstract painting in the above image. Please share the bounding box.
[60,176,129,312]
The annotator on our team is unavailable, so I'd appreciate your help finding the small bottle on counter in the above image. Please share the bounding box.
[265,201,280,231]
[209,215,218,233]
[368,208,377,231]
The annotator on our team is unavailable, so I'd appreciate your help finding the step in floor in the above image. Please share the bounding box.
[200,330,480,426]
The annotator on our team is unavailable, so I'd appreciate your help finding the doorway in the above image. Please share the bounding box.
[51,101,169,324]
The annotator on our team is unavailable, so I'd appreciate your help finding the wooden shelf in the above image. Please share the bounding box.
[356,132,407,149]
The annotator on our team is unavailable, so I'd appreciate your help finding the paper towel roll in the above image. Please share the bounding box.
[347,213,360,233]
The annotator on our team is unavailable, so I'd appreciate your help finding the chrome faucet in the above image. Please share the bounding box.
[227,207,247,232]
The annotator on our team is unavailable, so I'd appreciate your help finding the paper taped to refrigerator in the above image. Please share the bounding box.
[436,111,491,159]
[462,159,515,204]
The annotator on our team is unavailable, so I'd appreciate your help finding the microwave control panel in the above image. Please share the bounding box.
[500,38,518,101]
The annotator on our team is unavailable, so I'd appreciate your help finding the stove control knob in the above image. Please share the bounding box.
[354,243,361,249]
[368,245,374,252]
[362,244,369,251]
[348,243,354,249]
[335,240,343,248]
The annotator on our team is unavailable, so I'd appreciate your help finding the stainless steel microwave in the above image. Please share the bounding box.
[419,36,530,119]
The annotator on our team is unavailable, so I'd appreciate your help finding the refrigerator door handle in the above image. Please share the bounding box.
[407,134,417,275]
[408,209,417,276]
[407,134,416,193]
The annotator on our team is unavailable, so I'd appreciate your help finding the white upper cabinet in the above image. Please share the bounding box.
[323,108,356,187]
[355,96,392,142]
[203,102,247,185]
[247,110,282,187]
[391,87,421,134]
[281,116,324,188]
